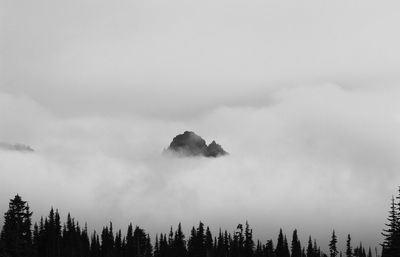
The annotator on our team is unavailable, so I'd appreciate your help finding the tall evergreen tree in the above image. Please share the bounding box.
[275,229,290,257]
[255,240,263,257]
[90,231,101,257]
[329,231,338,257]
[291,230,302,257]
[244,222,254,257]
[126,223,134,257]
[205,227,213,257]
[132,226,148,257]
[275,229,286,257]
[283,235,290,257]
[306,237,314,257]
[381,196,400,257]
[313,240,319,257]
[188,227,197,257]
[168,226,174,255]
[174,223,187,257]
[265,240,275,257]
[0,195,33,257]
[194,222,206,257]
[145,234,153,257]
[345,235,352,257]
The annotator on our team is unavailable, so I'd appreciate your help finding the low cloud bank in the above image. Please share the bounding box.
[1,84,399,252]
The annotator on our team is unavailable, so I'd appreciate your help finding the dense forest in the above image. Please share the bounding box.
[0,187,399,257]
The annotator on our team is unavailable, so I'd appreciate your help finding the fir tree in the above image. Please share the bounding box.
[244,222,254,257]
[291,230,302,257]
[329,231,338,257]
[346,235,352,257]
[275,229,286,257]
[307,237,314,257]
[205,227,214,257]
[188,227,197,257]
[0,195,33,257]
[145,234,153,257]
[126,223,134,256]
[174,223,187,257]
[381,196,400,257]
[265,240,275,257]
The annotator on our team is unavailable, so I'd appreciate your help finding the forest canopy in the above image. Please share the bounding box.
[1,187,399,257]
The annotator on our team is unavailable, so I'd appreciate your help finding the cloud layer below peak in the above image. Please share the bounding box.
[1,84,399,252]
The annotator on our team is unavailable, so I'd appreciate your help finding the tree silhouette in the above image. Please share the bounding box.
[291,229,302,257]
[329,230,338,257]
[345,235,352,257]
[3,190,400,257]
[275,229,285,257]
[0,195,32,257]
[381,188,400,257]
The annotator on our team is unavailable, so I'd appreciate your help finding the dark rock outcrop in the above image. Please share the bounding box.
[167,131,227,157]
[204,140,227,157]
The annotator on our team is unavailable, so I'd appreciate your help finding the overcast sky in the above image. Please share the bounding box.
[1,0,400,252]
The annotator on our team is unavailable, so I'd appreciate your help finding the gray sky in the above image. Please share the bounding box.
[1,0,400,252]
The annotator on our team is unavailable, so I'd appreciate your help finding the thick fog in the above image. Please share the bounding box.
[1,85,400,252]
[2,0,400,253]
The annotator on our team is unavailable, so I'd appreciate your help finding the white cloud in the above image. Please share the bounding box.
[1,84,399,251]
[2,0,400,118]
[2,0,400,251]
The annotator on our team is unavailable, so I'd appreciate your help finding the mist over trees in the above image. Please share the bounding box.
[1,188,399,257]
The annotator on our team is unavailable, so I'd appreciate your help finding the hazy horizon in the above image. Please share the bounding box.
[2,0,400,253]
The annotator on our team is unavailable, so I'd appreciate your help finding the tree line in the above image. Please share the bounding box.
[1,187,399,257]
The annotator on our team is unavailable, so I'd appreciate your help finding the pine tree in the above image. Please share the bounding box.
[346,235,352,257]
[265,240,275,257]
[196,222,206,257]
[188,227,197,257]
[145,234,153,257]
[244,222,254,257]
[114,230,122,257]
[154,234,160,257]
[381,196,400,257]
[0,195,33,257]
[307,237,314,257]
[329,230,338,257]
[132,226,148,257]
[394,186,400,256]
[276,229,285,257]
[283,235,290,257]
[291,230,302,257]
[231,224,244,257]
[126,223,134,256]
[205,227,214,257]
[160,233,169,257]
[169,226,174,251]
[216,229,224,257]
[174,223,187,257]
[255,240,263,257]
[80,223,90,257]
[101,223,114,257]
[313,240,319,257]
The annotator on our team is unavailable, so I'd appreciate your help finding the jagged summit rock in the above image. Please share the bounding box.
[204,140,227,157]
[169,131,207,156]
[167,131,227,157]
